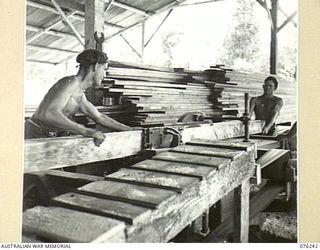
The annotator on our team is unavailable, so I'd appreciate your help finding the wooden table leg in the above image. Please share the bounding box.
[233,178,250,243]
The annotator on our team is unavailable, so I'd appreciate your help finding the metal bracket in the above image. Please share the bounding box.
[142,127,183,149]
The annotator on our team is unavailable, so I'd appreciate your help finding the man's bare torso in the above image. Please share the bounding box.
[34,76,84,121]
[253,95,282,121]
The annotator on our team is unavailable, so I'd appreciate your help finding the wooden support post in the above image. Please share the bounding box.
[85,0,105,49]
[84,0,105,103]
[233,179,250,243]
[270,0,278,74]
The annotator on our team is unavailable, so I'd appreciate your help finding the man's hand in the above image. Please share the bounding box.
[92,131,105,147]
[262,125,270,135]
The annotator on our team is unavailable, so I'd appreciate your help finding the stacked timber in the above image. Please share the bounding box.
[24,62,296,128]
[223,71,297,123]
[103,62,235,127]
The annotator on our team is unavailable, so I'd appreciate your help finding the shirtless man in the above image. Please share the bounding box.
[249,76,283,135]
[25,49,134,146]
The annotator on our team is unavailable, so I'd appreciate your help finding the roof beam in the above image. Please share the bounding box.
[26,24,78,40]
[144,9,173,48]
[105,0,188,41]
[110,1,150,16]
[104,0,114,13]
[27,0,124,29]
[27,44,80,54]
[30,0,84,12]
[50,0,84,46]
[27,59,59,65]
[176,0,224,7]
[27,8,78,44]
[120,34,142,58]
[277,10,297,31]
[279,7,297,28]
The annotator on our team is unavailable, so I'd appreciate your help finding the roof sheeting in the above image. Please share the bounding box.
[26,0,186,64]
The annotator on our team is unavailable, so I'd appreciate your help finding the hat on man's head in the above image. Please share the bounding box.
[264,76,278,90]
[76,49,108,66]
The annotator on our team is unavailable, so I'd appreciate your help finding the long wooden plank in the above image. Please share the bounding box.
[24,121,264,172]
[107,168,200,192]
[24,131,143,173]
[181,120,264,142]
[186,139,251,151]
[152,151,230,169]
[170,144,240,160]
[23,206,125,243]
[78,180,177,209]
[131,159,217,178]
[52,192,150,225]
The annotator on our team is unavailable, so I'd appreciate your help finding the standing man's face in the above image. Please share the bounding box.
[263,80,276,95]
[93,63,108,86]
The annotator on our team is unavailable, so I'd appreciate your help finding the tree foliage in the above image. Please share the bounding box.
[219,0,260,70]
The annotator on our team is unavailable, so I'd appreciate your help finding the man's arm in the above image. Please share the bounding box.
[263,98,284,134]
[79,94,131,131]
[249,97,257,119]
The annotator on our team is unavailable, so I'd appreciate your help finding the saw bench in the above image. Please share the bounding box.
[23,138,256,243]
[22,118,296,243]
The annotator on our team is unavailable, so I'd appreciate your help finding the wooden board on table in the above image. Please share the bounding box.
[23,206,125,243]
[106,168,200,192]
[186,139,253,151]
[52,192,151,225]
[152,151,230,169]
[181,120,264,142]
[78,180,177,209]
[170,144,241,160]
[24,131,143,173]
[131,159,217,179]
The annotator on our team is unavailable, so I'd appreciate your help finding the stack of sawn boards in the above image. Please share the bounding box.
[102,61,296,127]
[104,62,236,127]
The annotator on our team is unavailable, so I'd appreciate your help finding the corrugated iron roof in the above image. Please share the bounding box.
[26,0,186,64]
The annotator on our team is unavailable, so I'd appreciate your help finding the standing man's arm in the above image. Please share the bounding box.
[262,98,283,134]
[79,94,132,131]
[249,97,257,119]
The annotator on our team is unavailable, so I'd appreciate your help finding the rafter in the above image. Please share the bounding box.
[104,0,114,13]
[107,0,151,16]
[31,0,84,12]
[50,0,84,46]
[120,34,142,58]
[27,59,59,65]
[144,9,173,48]
[105,0,188,41]
[27,0,123,29]
[27,44,80,54]
[176,0,224,8]
[278,8,297,31]
[27,9,78,44]
[26,24,78,40]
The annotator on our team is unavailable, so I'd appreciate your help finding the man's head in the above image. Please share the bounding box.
[263,76,278,96]
[76,49,108,86]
